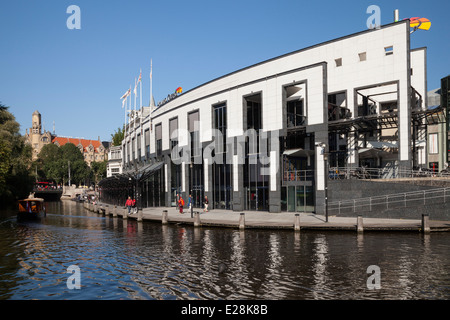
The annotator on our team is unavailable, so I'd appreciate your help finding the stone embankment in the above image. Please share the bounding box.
[83,202,450,233]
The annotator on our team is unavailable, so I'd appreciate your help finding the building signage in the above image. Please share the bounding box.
[157,87,183,107]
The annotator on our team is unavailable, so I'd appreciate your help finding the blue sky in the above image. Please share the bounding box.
[0,0,448,141]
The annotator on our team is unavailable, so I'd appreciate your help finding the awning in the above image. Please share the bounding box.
[358,148,397,159]
[283,148,315,157]
[366,141,398,149]
[100,161,164,186]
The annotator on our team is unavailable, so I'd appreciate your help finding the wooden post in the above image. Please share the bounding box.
[137,209,143,222]
[357,215,364,233]
[194,212,201,227]
[294,214,300,231]
[422,213,430,234]
[113,205,117,217]
[239,213,245,230]
[162,210,168,225]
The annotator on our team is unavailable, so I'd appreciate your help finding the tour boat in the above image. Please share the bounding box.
[17,198,46,220]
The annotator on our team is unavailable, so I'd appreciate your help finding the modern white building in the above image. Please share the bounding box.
[106,145,123,177]
[100,20,437,214]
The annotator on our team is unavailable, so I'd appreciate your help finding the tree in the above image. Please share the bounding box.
[90,160,107,185]
[0,103,34,205]
[111,126,124,146]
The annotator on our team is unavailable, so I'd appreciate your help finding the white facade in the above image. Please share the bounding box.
[116,20,427,213]
[106,145,123,177]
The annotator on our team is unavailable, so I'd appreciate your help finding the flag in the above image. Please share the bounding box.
[133,78,137,95]
[120,88,130,100]
[138,69,142,83]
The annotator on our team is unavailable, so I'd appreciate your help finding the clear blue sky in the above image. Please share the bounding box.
[0,0,448,141]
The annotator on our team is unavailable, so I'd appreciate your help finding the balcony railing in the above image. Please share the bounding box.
[287,113,306,128]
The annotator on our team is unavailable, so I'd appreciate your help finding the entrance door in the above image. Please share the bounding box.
[257,186,268,211]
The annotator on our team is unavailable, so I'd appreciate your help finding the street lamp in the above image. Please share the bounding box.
[323,151,329,223]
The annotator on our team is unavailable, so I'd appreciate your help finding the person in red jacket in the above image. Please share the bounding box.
[178,196,184,214]
[125,196,133,215]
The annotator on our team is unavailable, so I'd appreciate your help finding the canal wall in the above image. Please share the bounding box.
[328,179,450,221]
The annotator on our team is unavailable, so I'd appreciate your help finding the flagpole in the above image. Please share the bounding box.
[140,69,142,111]
[150,59,153,112]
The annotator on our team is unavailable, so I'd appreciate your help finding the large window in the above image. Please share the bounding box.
[144,129,150,160]
[246,94,262,131]
[212,103,231,209]
[285,83,306,128]
[155,123,162,158]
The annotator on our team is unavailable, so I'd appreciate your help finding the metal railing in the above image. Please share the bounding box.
[328,166,450,180]
[283,170,315,182]
[328,187,450,215]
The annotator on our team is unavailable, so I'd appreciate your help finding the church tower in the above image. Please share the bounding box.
[26,110,52,160]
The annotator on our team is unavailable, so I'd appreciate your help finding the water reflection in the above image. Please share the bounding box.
[0,201,449,300]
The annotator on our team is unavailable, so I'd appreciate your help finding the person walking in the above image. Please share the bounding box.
[132,197,137,214]
[203,195,209,212]
[187,194,193,210]
[125,196,133,215]
[178,196,184,214]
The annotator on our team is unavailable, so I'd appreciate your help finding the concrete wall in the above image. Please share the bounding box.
[329,179,450,220]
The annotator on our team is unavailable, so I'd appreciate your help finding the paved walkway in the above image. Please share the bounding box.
[87,202,450,232]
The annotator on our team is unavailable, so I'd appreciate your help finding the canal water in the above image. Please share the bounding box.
[0,200,449,300]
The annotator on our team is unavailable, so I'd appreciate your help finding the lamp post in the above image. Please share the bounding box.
[323,151,329,223]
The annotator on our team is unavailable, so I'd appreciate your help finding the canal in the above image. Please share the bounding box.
[0,200,449,300]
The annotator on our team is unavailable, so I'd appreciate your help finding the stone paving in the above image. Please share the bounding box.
[87,202,450,232]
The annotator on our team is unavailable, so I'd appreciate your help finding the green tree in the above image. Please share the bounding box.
[111,126,124,146]
[90,160,107,185]
[0,103,33,205]
[35,143,64,183]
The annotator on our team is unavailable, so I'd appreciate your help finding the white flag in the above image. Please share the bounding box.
[120,88,130,100]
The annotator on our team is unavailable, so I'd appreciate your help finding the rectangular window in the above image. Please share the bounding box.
[155,123,162,157]
[144,128,150,159]
[385,46,394,56]
[335,58,342,67]
[245,93,262,130]
[188,111,200,157]
[359,52,367,61]
[213,103,227,154]
[429,133,438,154]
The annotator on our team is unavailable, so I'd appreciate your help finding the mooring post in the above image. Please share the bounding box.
[357,215,364,233]
[294,213,301,231]
[239,213,245,230]
[137,209,143,222]
[113,205,117,217]
[162,210,168,225]
[422,213,430,234]
[194,212,201,227]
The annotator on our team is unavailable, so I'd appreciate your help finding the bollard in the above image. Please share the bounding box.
[357,215,364,233]
[294,214,300,231]
[239,213,245,230]
[162,210,168,225]
[194,212,201,227]
[123,208,128,219]
[113,205,117,217]
[137,209,143,222]
[422,214,430,234]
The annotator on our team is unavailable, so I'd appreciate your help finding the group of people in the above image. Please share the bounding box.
[125,196,136,215]
[124,194,210,215]
[177,194,208,214]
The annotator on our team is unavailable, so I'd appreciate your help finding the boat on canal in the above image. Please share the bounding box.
[17,197,46,221]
